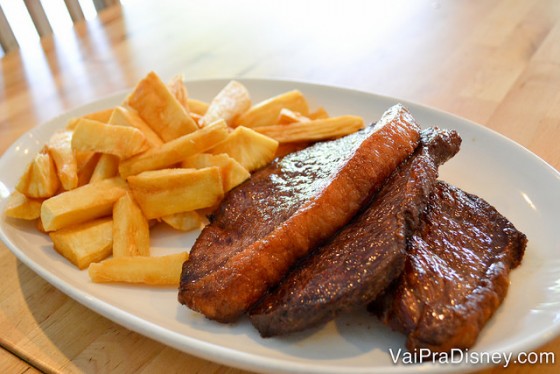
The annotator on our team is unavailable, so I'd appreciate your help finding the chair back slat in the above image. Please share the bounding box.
[0,5,19,53]
[64,0,85,23]
[24,0,53,37]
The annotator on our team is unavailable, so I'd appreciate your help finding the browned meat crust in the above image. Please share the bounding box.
[249,128,462,337]
[372,181,527,352]
[178,104,421,322]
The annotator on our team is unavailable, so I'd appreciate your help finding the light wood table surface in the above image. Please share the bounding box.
[1,1,559,373]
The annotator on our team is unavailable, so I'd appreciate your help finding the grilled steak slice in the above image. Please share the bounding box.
[372,181,527,352]
[249,127,461,337]
[178,104,421,323]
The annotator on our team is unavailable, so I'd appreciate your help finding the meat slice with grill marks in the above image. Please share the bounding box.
[249,127,461,337]
[179,104,421,323]
[371,181,527,352]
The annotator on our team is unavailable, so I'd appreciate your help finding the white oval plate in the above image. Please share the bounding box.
[1,79,560,374]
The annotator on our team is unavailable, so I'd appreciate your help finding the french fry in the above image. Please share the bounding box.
[72,119,149,160]
[127,71,198,141]
[109,106,164,148]
[187,98,209,115]
[89,154,119,183]
[161,211,207,231]
[181,153,250,192]
[47,130,78,191]
[167,74,189,111]
[277,108,311,125]
[233,90,309,128]
[16,151,60,199]
[88,252,188,286]
[66,108,114,130]
[118,120,229,178]
[255,115,364,143]
[128,167,223,219]
[76,152,101,186]
[113,193,150,257]
[199,80,251,127]
[41,177,128,232]
[309,106,329,120]
[4,191,43,220]
[50,218,113,269]
[209,126,278,172]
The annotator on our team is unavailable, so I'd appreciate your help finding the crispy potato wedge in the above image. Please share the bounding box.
[255,115,364,143]
[127,71,198,141]
[72,119,149,160]
[187,98,209,115]
[234,90,309,128]
[167,74,189,111]
[66,108,114,130]
[109,106,163,148]
[76,152,101,186]
[128,167,223,219]
[47,131,78,191]
[119,120,228,178]
[16,151,60,199]
[308,106,329,120]
[199,80,251,127]
[161,211,207,231]
[4,191,43,220]
[113,193,150,257]
[41,177,128,232]
[88,252,188,286]
[277,108,311,125]
[50,218,113,269]
[181,153,250,192]
[90,154,119,183]
[209,126,278,172]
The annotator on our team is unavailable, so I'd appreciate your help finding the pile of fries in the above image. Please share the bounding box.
[4,71,364,286]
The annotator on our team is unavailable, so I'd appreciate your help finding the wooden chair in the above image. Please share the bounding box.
[0,0,120,54]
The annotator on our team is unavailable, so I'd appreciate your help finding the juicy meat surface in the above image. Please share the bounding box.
[372,181,527,352]
[178,104,421,322]
[249,127,462,337]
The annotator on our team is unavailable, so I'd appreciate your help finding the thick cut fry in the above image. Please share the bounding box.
[277,108,311,125]
[88,252,188,285]
[128,167,223,219]
[77,152,101,186]
[47,131,78,191]
[127,71,198,141]
[199,81,251,127]
[41,177,128,232]
[234,90,309,128]
[66,108,114,130]
[50,218,113,269]
[4,191,42,220]
[72,119,149,160]
[90,154,119,183]
[167,74,189,111]
[16,151,60,199]
[309,106,329,120]
[109,106,163,148]
[209,126,278,172]
[182,153,250,192]
[161,211,206,231]
[113,193,150,257]
[187,98,209,115]
[255,115,364,143]
[119,120,228,178]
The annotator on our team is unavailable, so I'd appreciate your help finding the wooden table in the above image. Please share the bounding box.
[1,0,559,373]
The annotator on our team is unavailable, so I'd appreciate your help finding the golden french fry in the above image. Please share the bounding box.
[113,193,150,257]
[88,252,188,285]
[161,211,207,231]
[16,151,60,199]
[187,98,209,115]
[66,108,114,130]
[47,131,78,191]
[167,74,189,111]
[118,120,228,178]
[182,153,250,192]
[41,177,128,232]
[199,80,251,127]
[50,218,113,270]
[255,115,364,143]
[128,167,223,219]
[109,106,164,148]
[209,126,278,172]
[76,152,101,186]
[89,154,119,183]
[72,119,149,160]
[277,108,311,125]
[234,90,309,128]
[4,191,43,220]
[308,106,329,120]
[127,71,198,141]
